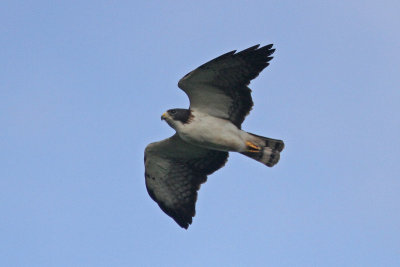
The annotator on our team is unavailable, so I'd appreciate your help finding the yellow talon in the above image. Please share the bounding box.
[246,141,261,151]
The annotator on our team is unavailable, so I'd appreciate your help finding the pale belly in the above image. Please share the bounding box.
[177,114,246,152]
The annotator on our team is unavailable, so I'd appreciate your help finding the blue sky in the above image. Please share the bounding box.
[1,1,399,266]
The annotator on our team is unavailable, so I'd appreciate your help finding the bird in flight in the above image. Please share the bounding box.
[144,44,284,229]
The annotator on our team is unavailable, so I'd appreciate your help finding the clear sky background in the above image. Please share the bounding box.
[1,1,399,266]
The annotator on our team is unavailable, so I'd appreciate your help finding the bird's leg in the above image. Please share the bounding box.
[245,141,262,153]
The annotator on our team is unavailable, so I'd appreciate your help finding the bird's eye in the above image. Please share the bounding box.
[170,110,176,114]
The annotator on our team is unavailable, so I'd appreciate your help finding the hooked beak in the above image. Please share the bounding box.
[161,112,167,120]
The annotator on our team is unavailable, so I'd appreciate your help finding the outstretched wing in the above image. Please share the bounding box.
[144,134,228,229]
[178,44,275,128]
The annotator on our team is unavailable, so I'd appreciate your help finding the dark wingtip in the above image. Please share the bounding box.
[181,223,189,229]
[264,43,273,50]
[268,49,276,56]
[175,217,192,229]
[236,44,260,55]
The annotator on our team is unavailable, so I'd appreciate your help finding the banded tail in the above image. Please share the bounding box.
[240,132,284,167]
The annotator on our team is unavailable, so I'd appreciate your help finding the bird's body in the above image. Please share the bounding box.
[144,44,285,229]
[166,110,246,152]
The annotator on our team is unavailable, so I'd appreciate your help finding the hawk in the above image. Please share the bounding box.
[144,44,284,229]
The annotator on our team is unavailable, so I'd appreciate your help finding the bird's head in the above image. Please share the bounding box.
[161,108,193,129]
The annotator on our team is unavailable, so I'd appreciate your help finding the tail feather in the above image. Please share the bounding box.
[240,132,284,167]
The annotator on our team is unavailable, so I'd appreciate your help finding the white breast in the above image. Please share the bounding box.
[176,110,246,152]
